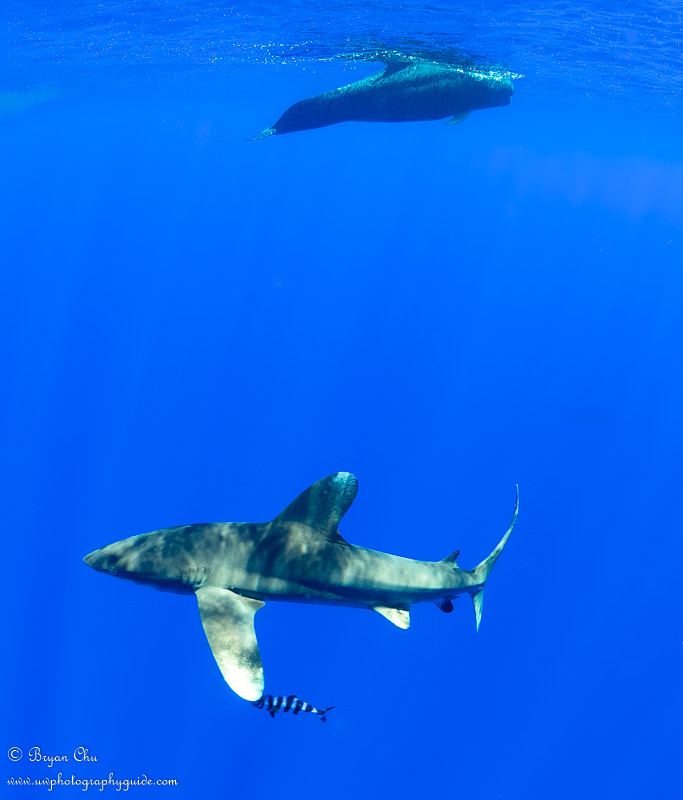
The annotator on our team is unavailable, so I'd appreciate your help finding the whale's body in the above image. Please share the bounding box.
[252,63,514,138]
[84,473,517,702]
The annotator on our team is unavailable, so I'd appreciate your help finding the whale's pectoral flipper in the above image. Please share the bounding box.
[196,587,265,701]
[274,472,358,543]
[444,110,470,125]
[373,605,411,629]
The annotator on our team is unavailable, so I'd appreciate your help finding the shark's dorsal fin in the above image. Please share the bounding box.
[374,605,411,629]
[196,586,265,701]
[274,472,358,542]
[381,63,411,79]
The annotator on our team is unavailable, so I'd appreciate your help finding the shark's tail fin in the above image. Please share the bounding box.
[469,485,519,632]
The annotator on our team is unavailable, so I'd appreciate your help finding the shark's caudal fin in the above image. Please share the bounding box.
[470,485,519,632]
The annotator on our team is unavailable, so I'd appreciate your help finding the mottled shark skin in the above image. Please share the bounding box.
[251,63,514,139]
[84,473,518,702]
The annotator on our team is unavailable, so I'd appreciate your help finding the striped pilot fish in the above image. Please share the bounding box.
[251,694,334,722]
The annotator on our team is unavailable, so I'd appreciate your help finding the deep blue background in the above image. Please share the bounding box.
[3,65,682,799]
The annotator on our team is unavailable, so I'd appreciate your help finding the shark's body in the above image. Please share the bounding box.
[84,473,517,703]
[252,63,514,139]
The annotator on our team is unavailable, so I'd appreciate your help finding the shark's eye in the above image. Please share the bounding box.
[109,568,118,575]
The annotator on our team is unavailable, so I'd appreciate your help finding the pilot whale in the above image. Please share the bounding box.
[84,473,517,709]
[251,63,514,139]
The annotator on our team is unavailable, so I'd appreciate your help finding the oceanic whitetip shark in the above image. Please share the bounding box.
[84,473,518,718]
[251,62,514,139]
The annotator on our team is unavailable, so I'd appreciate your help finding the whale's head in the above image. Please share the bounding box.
[475,74,514,110]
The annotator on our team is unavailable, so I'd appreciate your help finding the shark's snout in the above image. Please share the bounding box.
[83,548,101,569]
[83,545,120,574]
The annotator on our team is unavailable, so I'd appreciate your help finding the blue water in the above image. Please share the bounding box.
[3,2,682,798]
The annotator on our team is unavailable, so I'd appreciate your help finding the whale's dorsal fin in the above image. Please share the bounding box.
[381,63,411,79]
[274,472,358,542]
[196,587,265,701]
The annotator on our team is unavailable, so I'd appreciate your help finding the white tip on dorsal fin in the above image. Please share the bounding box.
[444,110,470,125]
[373,606,410,629]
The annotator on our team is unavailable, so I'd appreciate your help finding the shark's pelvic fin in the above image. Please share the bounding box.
[274,472,358,543]
[470,484,519,632]
[444,110,470,125]
[196,587,265,701]
[373,605,411,629]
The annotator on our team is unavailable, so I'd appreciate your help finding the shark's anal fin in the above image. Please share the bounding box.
[444,110,470,125]
[373,605,410,629]
[196,587,265,701]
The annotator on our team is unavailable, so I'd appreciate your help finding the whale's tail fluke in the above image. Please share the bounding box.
[470,485,519,631]
[248,127,276,142]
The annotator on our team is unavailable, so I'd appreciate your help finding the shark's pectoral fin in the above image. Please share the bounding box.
[444,110,470,125]
[373,605,410,629]
[196,586,265,701]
